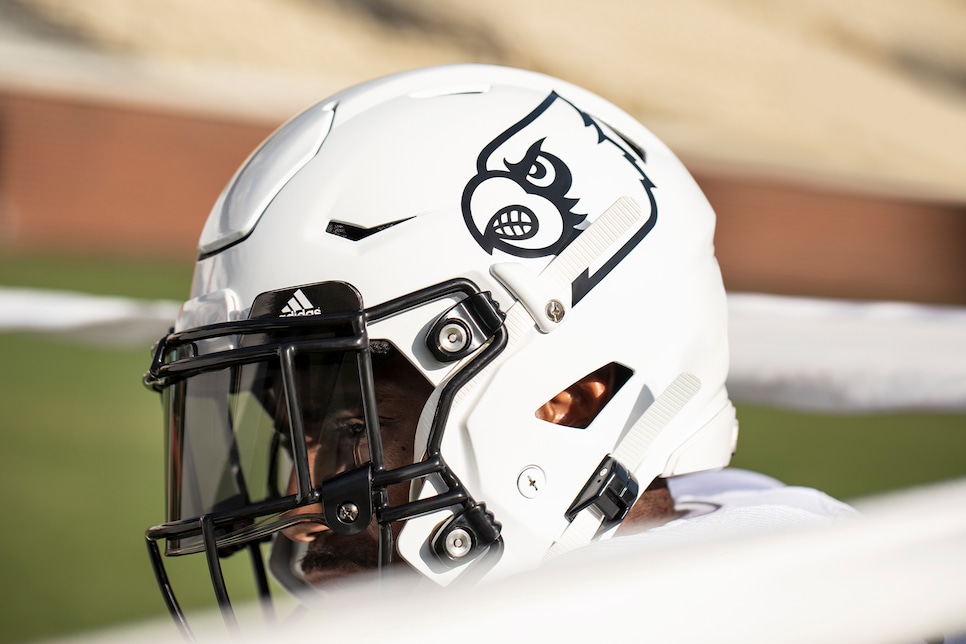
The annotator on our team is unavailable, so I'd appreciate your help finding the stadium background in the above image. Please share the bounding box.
[0,1,964,641]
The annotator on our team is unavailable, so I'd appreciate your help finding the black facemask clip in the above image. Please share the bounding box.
[431,503,502,566]
[427,292,505,362]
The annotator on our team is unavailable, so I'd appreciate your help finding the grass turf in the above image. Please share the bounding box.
[1,254,964,641]
[0,251,195,301]
[0,333,264,642]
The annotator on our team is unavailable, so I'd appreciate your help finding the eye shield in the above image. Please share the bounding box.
[145,281,382,555]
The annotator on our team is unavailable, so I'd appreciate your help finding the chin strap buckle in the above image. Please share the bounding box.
[565,455,640,525]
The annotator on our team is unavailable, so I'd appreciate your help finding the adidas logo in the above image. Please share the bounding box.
[279,289,322,317]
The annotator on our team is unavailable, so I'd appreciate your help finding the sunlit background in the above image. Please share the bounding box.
[0,1,964,641]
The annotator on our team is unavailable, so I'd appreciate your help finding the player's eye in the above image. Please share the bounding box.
[340,419,366,436]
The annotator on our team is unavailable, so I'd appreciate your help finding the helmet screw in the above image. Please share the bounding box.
[444,527,473,559]
[337,502,360,524]
[517,465,546,499]
[437,321,470,354]
[545,299,565,323]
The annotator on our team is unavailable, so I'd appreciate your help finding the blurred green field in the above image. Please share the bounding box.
[1,253,964,642]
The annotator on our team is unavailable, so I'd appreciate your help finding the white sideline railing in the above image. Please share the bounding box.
[1,286,965,411]
[59,477,966,643]
[728,292,966,412]
[0,286,180,347]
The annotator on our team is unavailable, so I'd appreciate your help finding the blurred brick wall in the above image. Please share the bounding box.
[0,90,270,260]
[2,88,964,303]
[699,174,966,304]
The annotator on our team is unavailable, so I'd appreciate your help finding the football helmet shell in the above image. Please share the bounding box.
[146,63,737,627]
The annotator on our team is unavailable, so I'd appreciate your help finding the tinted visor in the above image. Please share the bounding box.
[152,282,378,555]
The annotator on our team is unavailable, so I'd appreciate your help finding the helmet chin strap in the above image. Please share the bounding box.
[486,197,704,562]
[543,371,702,561]
[491,195,641,335]
[489,194,698,563]
[406,196,657,579]
[444,196,644,419]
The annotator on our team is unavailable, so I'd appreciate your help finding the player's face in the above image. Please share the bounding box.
[279,348,433,587]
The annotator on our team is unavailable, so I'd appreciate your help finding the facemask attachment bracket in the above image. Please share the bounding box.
[565,455,639,526]
[430,503,502,567]
[321,465,373,536]
[427,291,505,362]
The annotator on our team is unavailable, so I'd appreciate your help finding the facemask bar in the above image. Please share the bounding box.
[365,279,507,572]
[143,279,507,638]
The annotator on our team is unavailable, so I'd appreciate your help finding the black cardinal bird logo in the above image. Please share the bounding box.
[461,92,656,267]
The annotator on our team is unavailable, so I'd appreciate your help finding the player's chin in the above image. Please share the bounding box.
[301,561,376,588]
[300,534,380,588]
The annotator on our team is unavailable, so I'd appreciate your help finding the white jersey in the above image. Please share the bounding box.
[664,467,858,537]
[551,468,858,565]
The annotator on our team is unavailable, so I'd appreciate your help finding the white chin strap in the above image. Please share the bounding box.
[488,196,706,561]
[543,371,702,561]
[491,195,642,336]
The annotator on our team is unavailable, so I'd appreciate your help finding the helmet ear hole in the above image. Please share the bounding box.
[535,362,632,429]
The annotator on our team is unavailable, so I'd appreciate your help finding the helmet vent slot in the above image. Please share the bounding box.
[325,217,413,241]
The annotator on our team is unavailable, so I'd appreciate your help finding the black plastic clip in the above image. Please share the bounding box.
[431,503,502,567]
[427,292,505,362]
[565,455,639,524]
[321,465,373,536]
[143,329,173,392]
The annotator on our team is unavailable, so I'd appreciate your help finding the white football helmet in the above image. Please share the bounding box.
[144,63,737,633]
